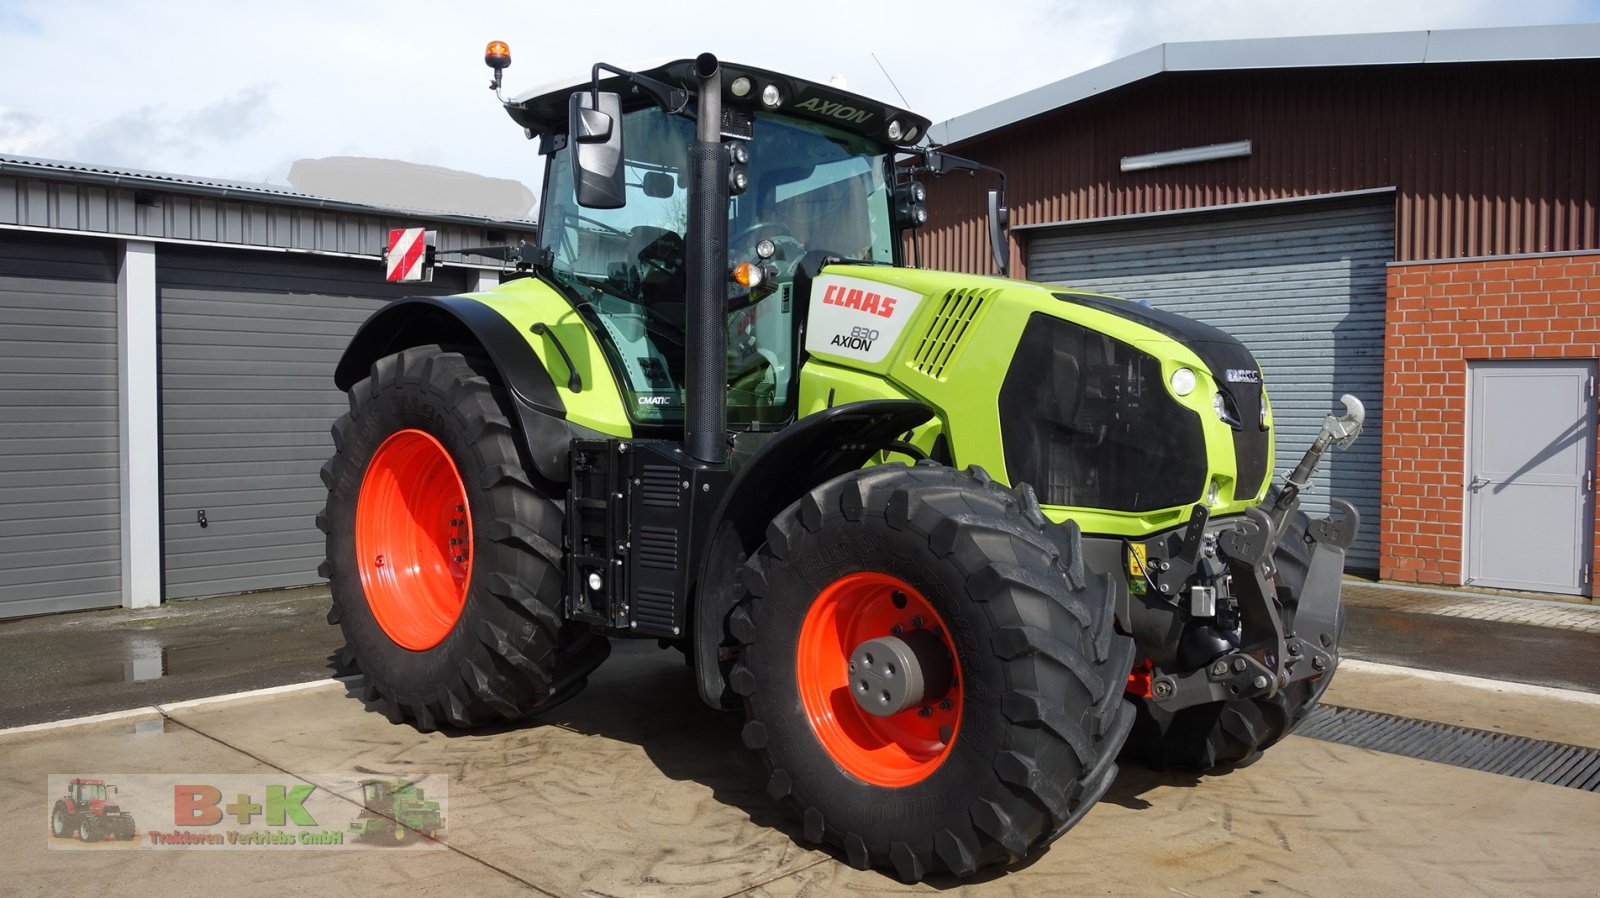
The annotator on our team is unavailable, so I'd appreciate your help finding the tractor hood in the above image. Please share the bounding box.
[502,59,931,149]
[797,265,1274,533]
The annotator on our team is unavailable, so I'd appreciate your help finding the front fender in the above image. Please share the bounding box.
[691,399,936,708]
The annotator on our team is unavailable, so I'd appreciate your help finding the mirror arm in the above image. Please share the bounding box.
[590,62,691,117]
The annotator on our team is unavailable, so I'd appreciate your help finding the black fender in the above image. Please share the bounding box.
[691,399,936,709]
[334,295,579,482]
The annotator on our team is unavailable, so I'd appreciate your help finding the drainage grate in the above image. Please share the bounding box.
[1297,705,1600,792]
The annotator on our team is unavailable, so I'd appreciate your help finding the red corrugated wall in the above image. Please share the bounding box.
[914,60,1600,271]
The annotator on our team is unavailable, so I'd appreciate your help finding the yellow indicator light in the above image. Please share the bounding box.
[733,263,761,288]
[485,41,511,67]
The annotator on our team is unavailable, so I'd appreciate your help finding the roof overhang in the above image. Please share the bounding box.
[932,23,1600,147]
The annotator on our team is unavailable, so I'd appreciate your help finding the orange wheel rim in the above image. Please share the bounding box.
[796,572,963,787]
[355,429,472,650]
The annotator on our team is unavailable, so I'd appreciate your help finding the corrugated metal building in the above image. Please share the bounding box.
[916,25,1600,594]
[0,155,535,618]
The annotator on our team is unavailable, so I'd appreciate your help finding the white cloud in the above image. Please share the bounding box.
[0,0,1592,212]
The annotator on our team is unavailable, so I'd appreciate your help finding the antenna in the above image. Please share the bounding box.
[871,52,912,109]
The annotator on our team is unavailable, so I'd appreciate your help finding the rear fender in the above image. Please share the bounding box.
[335,295,583,482]
[691,399,936,709]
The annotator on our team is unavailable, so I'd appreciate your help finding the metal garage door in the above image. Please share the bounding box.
[1027,197,1391,571]
[0,233,121,617]
[158,249,471,599]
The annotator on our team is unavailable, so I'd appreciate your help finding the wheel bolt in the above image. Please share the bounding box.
[848,661,856,673]
[918,706,932,717]
[937,698,953,711]
[890,624,903,636]
[909,616,924,629]
[1252,675,1270,690]
[1232,658,1248,673]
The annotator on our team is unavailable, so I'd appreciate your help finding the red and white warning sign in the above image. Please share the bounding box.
[385,227,435,283]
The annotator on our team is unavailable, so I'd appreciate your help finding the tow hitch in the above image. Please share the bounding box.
[1144,395,1365,710]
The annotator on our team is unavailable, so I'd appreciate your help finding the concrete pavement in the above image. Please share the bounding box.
[4,638,1599,898]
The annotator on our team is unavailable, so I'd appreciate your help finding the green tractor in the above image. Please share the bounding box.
[349,779,444,844]
[320,46,1364,881]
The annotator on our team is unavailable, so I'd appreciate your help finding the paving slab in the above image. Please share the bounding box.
[0,704,536,898]
[1322,659,1600,749]
[161,641,830,898]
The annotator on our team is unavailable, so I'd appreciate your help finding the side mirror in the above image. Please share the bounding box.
[568,90,626,209]
[987,188,1010,277]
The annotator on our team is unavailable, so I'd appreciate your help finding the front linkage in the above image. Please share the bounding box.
[1125,395,1366,717]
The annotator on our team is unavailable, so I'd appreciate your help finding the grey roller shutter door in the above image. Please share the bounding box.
[0,233,121,617]
[1026,197,1391,571]
[158,249,472,599]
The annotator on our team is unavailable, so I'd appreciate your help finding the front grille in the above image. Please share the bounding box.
[999,313,1207,511]
[910,288,994,379]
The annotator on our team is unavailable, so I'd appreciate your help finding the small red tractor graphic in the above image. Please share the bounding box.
[51,778,137,842]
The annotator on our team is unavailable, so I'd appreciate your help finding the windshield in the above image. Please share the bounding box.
[540,108,894,426]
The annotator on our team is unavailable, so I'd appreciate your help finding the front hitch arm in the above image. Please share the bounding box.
[1144,396,1366,712]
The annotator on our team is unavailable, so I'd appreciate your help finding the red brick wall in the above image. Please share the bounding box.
[1383,253,1600,594]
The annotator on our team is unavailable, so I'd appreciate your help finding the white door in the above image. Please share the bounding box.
[1466,360,1595,595]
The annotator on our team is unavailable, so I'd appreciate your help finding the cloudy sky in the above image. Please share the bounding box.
[1,0,1595,217]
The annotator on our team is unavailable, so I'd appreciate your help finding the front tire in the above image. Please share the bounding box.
[731,464,1135,882]
[50,804,73,839]
[319,345,606,731]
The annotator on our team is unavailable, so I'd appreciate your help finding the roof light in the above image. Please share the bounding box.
[887,120,903,141]
[761,84,782,108]
[484,41,510,68]
[730,76,752,98]
[904,125,920,143]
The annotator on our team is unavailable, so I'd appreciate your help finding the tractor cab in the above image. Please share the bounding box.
[500,59,932,429]
[68,779,109,806]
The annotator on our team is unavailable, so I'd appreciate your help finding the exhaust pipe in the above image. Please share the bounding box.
[683,52,728,465]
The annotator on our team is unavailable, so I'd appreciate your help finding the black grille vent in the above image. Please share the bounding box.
[1298,704,1600,792]
[636,526,679,571]
[634,586,676,630]
[640,464,681,508]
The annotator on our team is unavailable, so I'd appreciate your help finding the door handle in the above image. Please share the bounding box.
[1467,476,1491,493]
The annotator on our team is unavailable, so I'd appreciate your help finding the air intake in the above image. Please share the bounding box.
[910,288,993,379]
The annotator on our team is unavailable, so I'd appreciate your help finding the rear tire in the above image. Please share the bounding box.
[731,464,1135,882]
[1123,509,1344,769]
[319,345,606,731]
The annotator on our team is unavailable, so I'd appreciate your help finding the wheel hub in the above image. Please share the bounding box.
[795,571,964,787]
[849,630,953,717]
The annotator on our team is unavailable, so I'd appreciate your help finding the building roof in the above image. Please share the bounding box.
[0,153,536,229]
[931,24,1600,147]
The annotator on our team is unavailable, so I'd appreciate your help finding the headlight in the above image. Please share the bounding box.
[1170,367,1196,396]
[761,84,782,108]
[1213,392,1242,427]
[730,77,752,98]
[887,120,904,141]
[1206,479,1221,506]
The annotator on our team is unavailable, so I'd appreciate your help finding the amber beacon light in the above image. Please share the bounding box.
[485,40,511,90]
